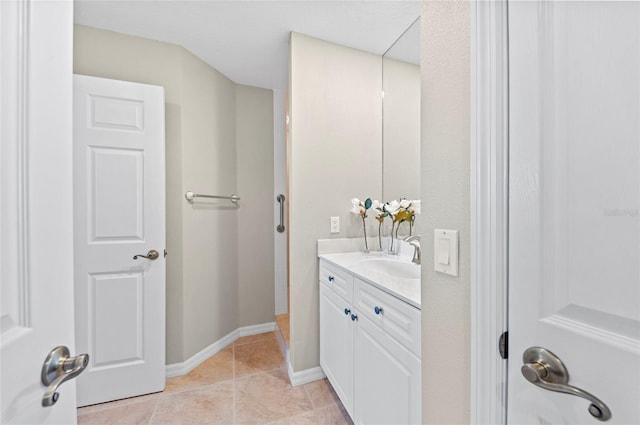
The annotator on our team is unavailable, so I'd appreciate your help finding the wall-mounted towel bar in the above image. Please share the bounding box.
[184,191,240,205]
[277,194,286,233]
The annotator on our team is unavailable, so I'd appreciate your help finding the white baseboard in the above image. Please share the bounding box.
[165,321,276,378]
[287,363,326,387]
[274,324,289,363]
[237,322,276,337]
[273,320,325,387]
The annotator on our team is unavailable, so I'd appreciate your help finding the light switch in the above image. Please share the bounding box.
[437,239,450,265]
[434,229,458,276]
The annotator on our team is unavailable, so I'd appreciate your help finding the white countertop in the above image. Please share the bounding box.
[318,251,421,309]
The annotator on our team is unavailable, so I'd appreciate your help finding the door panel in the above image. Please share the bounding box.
[90,147,144,241]
[508,1,640,424]
[0,1,78,423]
[91,272,144,367]
[74,75,166,407]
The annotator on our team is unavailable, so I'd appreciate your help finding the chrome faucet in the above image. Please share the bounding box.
[403,235,421,265]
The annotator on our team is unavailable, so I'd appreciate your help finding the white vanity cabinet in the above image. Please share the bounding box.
[319,258,421,425]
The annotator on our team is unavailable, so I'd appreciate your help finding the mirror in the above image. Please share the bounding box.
[382,17,420,204]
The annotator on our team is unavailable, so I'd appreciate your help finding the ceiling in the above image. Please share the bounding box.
[74,1,421,91]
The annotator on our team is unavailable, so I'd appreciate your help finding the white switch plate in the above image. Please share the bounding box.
[330,216,340,234]
[434,229,458,276]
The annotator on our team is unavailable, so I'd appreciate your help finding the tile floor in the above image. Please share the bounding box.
[77,332,352,424]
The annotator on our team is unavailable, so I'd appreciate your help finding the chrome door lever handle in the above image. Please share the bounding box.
[133,249,159,260]
[41,346,89,407]
[521,347,611,421]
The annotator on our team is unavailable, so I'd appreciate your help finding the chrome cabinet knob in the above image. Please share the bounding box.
[133,249,160,260]
[521,347,611,421]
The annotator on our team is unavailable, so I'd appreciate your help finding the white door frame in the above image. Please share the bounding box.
[470,1,509,424]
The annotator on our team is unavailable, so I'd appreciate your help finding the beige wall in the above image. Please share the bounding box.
[288,33,382,371]
[180,50,241,357]
[236,85,275,326]
[420,1,471,424]
[74,25,274,364]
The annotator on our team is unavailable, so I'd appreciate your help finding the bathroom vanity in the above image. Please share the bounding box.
[318,244,421,424]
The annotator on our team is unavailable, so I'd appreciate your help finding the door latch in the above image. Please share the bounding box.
[499,331,508,359]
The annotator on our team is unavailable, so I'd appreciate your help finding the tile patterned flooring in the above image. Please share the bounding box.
[77,332,352,424]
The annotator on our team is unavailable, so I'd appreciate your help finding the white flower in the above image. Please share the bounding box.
[351,204,365,215]
[350,198,364,215]
[409,200,421,215]
[369,200,382,218]
[384,200,401,216]
[399,199,411,209]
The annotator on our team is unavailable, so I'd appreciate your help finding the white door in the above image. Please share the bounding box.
[1,0,80,423]
[73,75,166,406]
[508,1,640,424]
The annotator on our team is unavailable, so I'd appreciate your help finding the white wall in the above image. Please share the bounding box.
[420,1,471,423]
[288,32,382,371]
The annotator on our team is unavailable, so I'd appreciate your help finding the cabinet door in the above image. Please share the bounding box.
[354,315,421,425]
[319,283,354,418]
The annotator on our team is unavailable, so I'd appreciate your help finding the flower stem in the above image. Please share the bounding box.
[361,215,369,251]
[390,222,396,252]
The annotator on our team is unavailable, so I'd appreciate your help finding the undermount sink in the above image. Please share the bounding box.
[360,258,420,280]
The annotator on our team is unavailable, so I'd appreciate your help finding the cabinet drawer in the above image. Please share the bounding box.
[354,277,421,357]
[319,259,353,301]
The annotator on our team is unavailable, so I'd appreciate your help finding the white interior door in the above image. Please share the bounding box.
[73,75,166,407]
[1,1,79,423]
[508,1,640,424]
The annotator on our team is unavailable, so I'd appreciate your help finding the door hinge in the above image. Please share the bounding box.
[499,331,508,360]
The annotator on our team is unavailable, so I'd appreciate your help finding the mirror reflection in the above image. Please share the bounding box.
[382,17,421,206]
